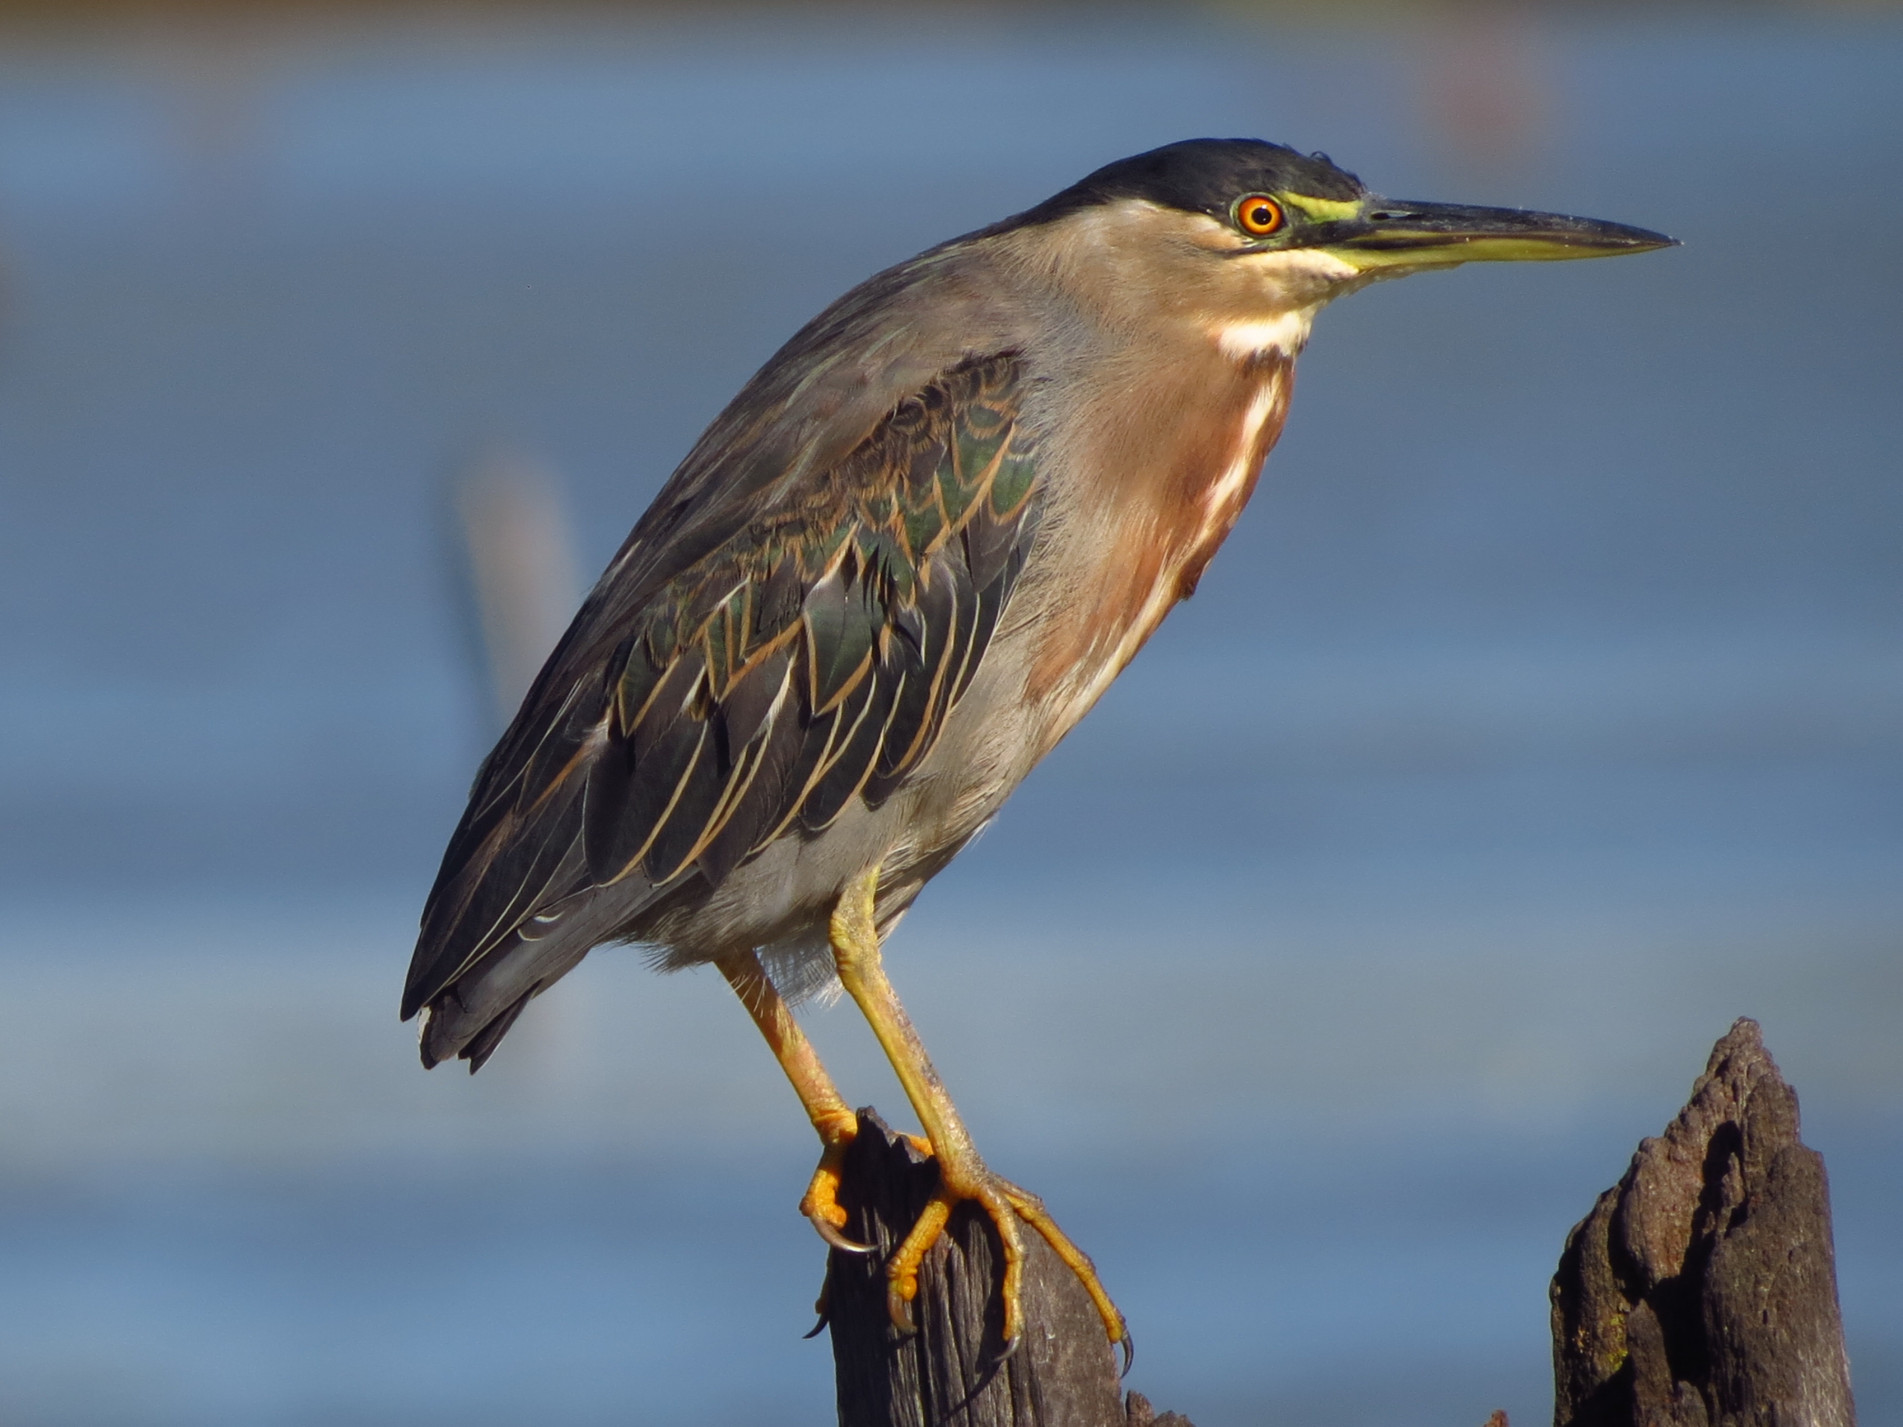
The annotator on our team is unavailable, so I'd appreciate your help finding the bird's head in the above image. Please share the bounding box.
[1000,138,1674,361]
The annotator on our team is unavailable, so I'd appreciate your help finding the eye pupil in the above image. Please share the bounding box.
[1239,196,1283,235]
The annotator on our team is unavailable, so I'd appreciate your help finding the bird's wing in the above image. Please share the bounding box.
[403,351,1042,1025]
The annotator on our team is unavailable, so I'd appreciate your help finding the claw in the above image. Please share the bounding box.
[799,1127,875,1253]
[997,1179,1127,1352]
[808,1212,875,1254]
[883,1190,952,1335]
[806,1261,834,1339]
[1117,1329,1136,1377]
[887,1284,917,1335]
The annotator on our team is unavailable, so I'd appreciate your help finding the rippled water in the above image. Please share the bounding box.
[0,8,1898,1424]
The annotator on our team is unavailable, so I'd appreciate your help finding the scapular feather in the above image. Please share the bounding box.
[762,703,841,847]
[582,733,643,884]
[612,637,663,735]
[696,710,793,885]
[931,552,979,730]
[611,718,705,880]
[961,502,1021,594]
[804,568,882,714]
[801,666,899,832]
[643,725,727,883]
[754,552,805,639]
[720,644,792,753]
[628,653,704,752]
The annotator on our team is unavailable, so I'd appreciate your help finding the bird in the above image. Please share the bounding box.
[402,137,1673,1357]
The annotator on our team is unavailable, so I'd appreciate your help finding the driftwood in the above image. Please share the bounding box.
[824,1111,1189,1427]
[1550,1018,1856,1427]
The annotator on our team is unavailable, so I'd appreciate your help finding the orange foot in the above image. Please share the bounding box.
[798,1114,931,1255]
[884,1147,1131,1366]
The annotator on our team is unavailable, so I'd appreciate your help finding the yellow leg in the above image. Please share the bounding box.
[719,950,870,1255]
[829,865,1130,1356]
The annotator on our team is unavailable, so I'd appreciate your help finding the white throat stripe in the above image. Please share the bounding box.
[1212,310,1315,362]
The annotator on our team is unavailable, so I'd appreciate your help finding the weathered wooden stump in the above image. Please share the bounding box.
[1550,1018,1856,1427]
[821,1020,1856,1427]
[824,1110,1191,1427]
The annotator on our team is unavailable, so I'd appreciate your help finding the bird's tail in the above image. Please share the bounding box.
[412,880,651,1072]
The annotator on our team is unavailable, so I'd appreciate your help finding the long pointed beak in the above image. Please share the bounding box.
[1319,199,1677,272]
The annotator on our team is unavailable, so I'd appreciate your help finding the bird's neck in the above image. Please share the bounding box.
[1022,346,1295,744]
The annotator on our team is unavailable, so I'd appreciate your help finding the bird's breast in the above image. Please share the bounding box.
[1023,354,1294,747]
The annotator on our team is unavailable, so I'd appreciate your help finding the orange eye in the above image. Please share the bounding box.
[1235,194,1285,237]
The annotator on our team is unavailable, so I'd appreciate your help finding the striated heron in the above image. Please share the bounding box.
[402,138,1673,1357]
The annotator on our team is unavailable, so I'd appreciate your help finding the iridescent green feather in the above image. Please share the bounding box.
[990,450,1037,518]
[579,352,1043,892]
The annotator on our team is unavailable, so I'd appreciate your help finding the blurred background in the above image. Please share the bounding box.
[0,1,1898,1423]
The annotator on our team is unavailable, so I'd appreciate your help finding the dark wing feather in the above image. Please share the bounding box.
[403,352,1043,1037]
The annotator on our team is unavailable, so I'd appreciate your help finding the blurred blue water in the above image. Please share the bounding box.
[0,9,1897,1425]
